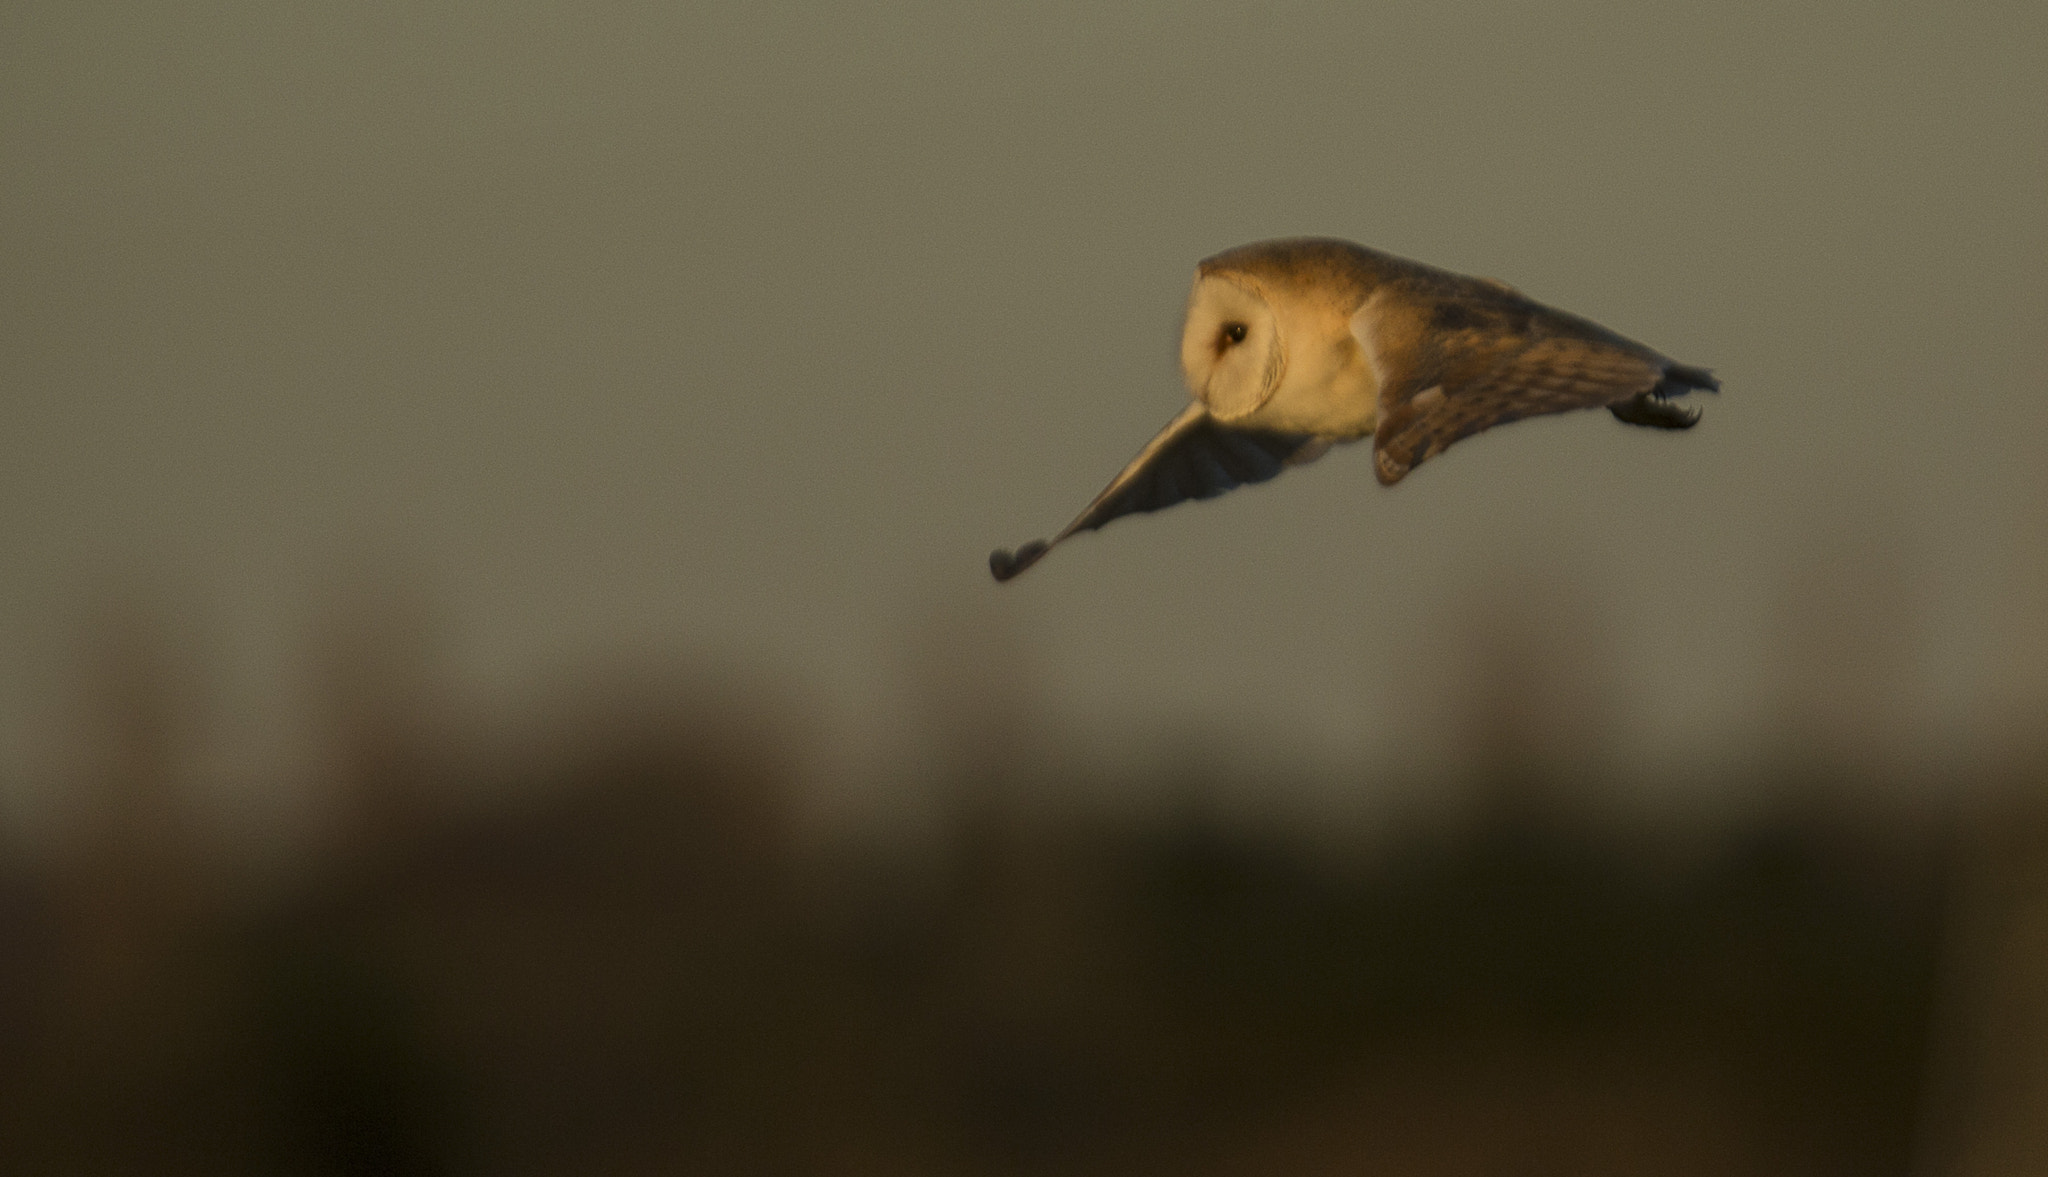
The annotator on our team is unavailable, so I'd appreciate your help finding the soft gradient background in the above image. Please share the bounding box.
[1,2,2044,1173]
[6,0,2043,825]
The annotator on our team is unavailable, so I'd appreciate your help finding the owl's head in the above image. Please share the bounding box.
[1179,273,1284,421]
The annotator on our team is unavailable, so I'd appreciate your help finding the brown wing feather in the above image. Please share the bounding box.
[1367,285,1672,485]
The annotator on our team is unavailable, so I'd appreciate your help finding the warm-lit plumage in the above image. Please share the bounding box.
[989,237,1717,581]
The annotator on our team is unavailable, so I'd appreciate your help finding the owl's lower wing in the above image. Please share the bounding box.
[1364,287,1716,486]
[990,402,1327,581]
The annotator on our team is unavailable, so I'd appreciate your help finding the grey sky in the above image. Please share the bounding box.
[2,1,2044,833]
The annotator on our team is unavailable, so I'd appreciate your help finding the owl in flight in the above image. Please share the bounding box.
[989,237,1717,581]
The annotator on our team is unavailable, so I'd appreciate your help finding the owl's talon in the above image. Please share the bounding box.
[1610,392,1701,430]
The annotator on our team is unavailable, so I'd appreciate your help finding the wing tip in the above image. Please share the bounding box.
[989,540,1051,583]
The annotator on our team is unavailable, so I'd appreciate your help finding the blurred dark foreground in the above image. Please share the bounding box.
[1,620,2044,1176]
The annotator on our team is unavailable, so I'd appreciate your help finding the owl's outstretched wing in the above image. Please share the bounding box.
[1361,282,1719,486]
[990,402,1327,582]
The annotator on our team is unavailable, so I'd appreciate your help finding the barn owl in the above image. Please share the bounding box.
[988,237,1717,582]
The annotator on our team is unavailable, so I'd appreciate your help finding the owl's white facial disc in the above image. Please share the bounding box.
[1179,274,1283,421]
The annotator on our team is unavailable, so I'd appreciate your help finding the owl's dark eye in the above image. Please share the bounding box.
[1220,322,1248,346]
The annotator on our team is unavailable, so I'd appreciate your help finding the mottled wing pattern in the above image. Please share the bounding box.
[989,404,1325,581]
[1367,287,1671,486]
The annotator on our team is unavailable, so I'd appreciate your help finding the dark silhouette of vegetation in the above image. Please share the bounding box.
[0,595,2034,1174]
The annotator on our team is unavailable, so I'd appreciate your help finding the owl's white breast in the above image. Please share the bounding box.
[1239,294,1381,439]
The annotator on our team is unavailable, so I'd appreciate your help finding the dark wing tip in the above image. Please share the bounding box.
[989,539,1050,583]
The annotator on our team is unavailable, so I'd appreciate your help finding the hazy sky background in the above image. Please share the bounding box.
[2,1,2044,836]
